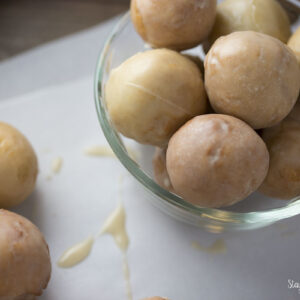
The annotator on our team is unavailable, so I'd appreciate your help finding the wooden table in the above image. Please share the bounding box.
[0,0,129,61]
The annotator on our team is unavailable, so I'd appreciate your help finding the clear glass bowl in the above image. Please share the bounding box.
[94,5,300,232]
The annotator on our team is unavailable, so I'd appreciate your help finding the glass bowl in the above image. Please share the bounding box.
[94,3,300,232]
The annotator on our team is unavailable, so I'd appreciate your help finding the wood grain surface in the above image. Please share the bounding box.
[0,0,130,61]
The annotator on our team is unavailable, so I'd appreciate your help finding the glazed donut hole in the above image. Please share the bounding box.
[0,210,51,299]
[105,48,207,147]
[288,26,300,65]
[207,0,291,49]
[166,114,269,208]
[259,102,300,199]
[131,0,217,51]
[105,1,300,208]
[0,122,38,208]
[205,31,300,129]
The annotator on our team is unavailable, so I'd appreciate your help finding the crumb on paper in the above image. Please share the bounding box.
[204,223,225,233]
[41,148,51,154]
[51,157,63,174]
[45,174,52,180]
[127,147,140,162]
[118,174,125,185]
[83,145,139,161]
[191,239,227,254]
[83,145,115,157]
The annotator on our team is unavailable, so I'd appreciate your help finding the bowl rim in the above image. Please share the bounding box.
[94,11,300,225]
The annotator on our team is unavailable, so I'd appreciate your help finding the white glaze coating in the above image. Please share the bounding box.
[99,202,129,252]
[51,157,63,173]
[57,236,94,268]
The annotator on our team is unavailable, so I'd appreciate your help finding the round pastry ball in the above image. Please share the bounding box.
[207,0,291,47]
[106,49,207,147]
[288,26,300,65]
[131,0,217,50]
[0,209,51,298]
[152,148,174,192]
[166,114,269,208]
[259,102,300,199]
[205,31,300,129]
[0,122,38,208]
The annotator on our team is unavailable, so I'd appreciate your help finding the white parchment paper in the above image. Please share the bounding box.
[0,79,298,300]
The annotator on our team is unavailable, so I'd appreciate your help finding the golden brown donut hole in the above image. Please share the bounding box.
[259,102,300,199]
[106,49,207,147]
[205,31,300,129]
[131,0,217,51]
[0,122,38,208]
[288,26,300,66]
[207,0,291,48]
[166,114,269,208]
[0,210,51,299]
